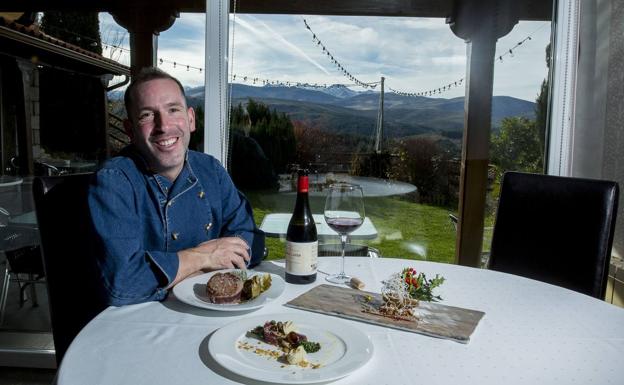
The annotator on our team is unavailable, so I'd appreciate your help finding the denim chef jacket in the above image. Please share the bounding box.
[88,146,265,306]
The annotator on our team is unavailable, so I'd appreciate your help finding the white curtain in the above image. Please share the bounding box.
[547,0,580,176]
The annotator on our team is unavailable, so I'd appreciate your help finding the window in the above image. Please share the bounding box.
[215,12,553,263]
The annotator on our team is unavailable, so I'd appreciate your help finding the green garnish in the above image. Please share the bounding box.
[249,325,264,339]
[300,341,321,353]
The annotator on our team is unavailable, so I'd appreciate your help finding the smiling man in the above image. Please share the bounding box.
[88,67,265,306]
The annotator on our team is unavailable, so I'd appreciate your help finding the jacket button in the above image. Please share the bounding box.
[167,201,173,207]
[172,232,179,240]
[198,190,205,199]
[205,223,213,231]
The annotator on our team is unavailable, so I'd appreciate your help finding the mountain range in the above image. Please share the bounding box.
[112,83,536,139]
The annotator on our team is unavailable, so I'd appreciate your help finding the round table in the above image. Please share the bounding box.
[0,175,23,188]
[56,257,624,385]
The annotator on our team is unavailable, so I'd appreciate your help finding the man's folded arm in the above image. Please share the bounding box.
[89,170,177,306]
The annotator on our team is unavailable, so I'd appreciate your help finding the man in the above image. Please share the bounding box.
[89,67,265,306]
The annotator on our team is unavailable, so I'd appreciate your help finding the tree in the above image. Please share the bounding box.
[243,99,297,173]
[188,106,204,152]
[491,117,543,173]
[534,43,551,157]
[41,12,102,54]
[491,43,550,176]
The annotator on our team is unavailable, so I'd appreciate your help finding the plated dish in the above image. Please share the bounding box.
[173,270,285,311]
[208,312,374,384]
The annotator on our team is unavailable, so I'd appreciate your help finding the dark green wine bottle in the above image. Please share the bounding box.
[285,169,318,284]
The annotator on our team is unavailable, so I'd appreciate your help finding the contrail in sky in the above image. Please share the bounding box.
[234,15,331,75]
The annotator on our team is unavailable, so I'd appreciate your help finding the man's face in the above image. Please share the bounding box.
[124,78,196,180]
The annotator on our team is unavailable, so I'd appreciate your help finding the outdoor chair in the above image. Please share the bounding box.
[489,171,619,299]
[0,207,43,326]
[34,160,67,176]
[449,213,492,267]
[33,173,106,364]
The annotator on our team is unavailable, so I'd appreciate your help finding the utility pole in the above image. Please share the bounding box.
[374,76,385,153]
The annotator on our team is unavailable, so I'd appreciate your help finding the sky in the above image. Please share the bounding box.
[99,13,551,102]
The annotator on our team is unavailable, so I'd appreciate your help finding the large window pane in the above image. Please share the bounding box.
[106,11,553,264]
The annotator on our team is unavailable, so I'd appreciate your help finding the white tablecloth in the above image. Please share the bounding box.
[57,257,624,385]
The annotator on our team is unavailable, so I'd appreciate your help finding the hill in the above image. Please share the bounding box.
[112,83,536,139]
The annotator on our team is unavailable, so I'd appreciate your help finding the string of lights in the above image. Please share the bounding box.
[41,23,372,89]
[302,18,378,89]
[47,17,545,98]
[228,74,366,89]
[389,79,465,97]
[388,24,548,97]
[495,23,547,63]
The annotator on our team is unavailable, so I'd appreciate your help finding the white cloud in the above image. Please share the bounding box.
[98,12,551,101]
[173,13,205,29]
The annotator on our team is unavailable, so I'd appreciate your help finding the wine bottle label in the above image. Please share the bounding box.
[285,241,318,275]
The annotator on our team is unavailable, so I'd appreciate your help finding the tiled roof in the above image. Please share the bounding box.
[0,16,130,75]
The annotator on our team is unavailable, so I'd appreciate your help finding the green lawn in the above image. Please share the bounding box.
[245,190,459,264]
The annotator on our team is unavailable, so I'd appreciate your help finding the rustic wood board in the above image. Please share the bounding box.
[285,284,485,344]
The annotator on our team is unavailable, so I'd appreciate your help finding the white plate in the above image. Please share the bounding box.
[208,312,374,384]
[173,270,285,311]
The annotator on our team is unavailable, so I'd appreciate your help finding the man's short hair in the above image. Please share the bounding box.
[124,67,186,119]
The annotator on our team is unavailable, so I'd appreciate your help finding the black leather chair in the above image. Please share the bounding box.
[33,173,106,364]
[489,171,619,299]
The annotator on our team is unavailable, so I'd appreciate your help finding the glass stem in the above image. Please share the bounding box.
[340,234,347,276]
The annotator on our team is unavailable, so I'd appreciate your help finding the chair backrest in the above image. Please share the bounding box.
[33,173,106,364]
[489,171,619,299]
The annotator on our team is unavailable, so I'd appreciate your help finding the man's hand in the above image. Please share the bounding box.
[191,237,251,270]
[169,237,250,288]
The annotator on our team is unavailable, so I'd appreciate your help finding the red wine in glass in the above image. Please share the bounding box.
[326,217,363,234]
[324,183,365,284]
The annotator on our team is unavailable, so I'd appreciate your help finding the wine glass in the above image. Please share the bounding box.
[324,183,365,284]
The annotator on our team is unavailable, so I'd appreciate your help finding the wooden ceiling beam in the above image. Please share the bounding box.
[0,0,552,21]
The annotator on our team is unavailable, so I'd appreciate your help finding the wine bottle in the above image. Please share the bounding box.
[285,169,318,284]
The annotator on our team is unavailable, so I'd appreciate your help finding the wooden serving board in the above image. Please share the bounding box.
[285,284,485,344]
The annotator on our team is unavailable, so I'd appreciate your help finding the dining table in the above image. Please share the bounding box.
[55,256,624,385]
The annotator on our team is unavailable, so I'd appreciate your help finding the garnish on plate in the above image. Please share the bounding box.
[242,273,272,301]
[362,267,445,321]
[244,320,322,367]
[401,267,445,302]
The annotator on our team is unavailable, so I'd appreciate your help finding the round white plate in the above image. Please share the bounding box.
[208,312,374,384]
[173,270,285,311]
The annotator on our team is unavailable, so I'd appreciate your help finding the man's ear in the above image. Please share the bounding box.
[188,107,196,133]
[123,119,135,140]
